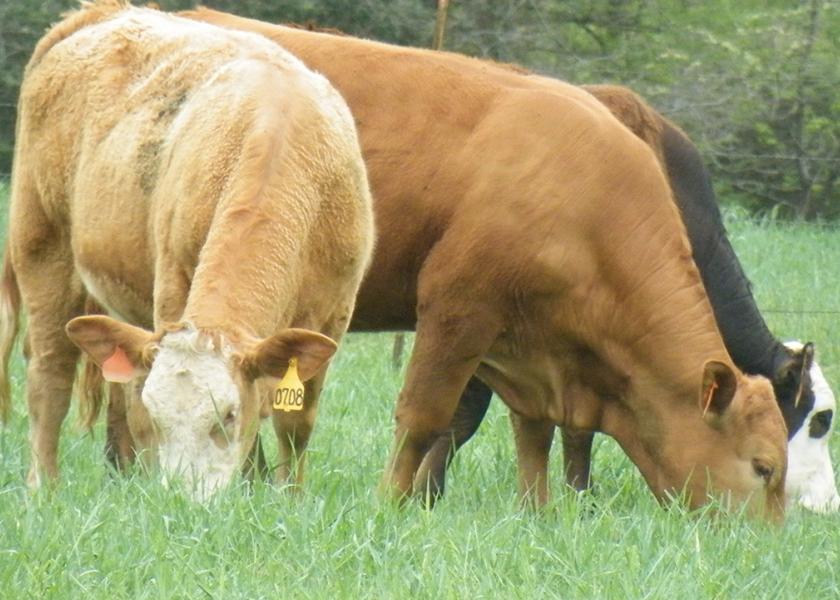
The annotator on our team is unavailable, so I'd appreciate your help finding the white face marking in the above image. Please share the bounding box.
[141,329,243,501]
[783,341,840,513]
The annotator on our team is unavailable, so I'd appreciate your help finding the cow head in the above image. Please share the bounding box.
[65,316,336,500]
[616,361,788,521]
[776,341,839,513]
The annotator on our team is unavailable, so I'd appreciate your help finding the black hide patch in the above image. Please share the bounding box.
[775,372,815,440]
[662,123,781,378]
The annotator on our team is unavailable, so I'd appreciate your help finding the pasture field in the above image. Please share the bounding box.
[1,181,840,599]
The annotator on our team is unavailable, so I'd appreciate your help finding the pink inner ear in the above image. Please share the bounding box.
[102,346,135,383]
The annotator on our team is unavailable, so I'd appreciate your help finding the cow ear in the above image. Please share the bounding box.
[65,316,156,383]
[700,360,738,424]
[240,328,337,382]
[801,342,815,373]
[775,342,815,386]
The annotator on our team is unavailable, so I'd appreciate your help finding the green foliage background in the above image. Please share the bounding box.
[1,0,840,219]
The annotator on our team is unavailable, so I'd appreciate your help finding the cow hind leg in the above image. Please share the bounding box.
[413,376,493,504]
[381,302,499,503]
[510,411,556,508]
[562,428,595,492]
[16,252,85,488]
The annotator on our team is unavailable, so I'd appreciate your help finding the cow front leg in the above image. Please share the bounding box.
[272,368,325,489]
[271,308,353,489]
[123,378,158,472]
[105,383,136,472]
[381,306,499,503]
[562,427,595,492]
[413,376,493,503]
[510,411,555,508]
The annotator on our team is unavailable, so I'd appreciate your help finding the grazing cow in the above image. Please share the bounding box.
[183,9,788,520]
[414,85,840,513]
[0,2,374,499]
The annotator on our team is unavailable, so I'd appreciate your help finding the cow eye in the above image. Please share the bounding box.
[752,459,774,484]
[809,409,833,439]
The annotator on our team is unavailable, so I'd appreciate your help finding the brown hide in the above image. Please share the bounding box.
[581,84,667,162]
[180,9,789,520]
[4,2,373,491]
[412,84,706,499]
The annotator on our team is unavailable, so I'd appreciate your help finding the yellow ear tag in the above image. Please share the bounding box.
[273,357,305,412]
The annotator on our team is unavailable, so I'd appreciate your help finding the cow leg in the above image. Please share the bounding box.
[113,255,190,473]
[561,427,595,492]
[123,379,158,472]
[413,376,493,503]
[77,298,138,473]
[15,255,84,488]
[105,383,136,472]
[510,411,555,507]
[104,381,160,476]
[271,368,324,489]
[271,309,353,489]
[381,301,499,502]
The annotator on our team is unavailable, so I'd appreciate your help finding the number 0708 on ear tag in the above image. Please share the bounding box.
[273,357,305,412]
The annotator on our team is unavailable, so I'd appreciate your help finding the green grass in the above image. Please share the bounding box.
[2,191,840,598]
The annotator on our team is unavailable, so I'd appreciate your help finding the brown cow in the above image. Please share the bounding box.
[179,9,790,520]
[416,85,840,512]
[0,2,374,499]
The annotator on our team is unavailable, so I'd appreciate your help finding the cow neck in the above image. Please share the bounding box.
[661,122,784,378]
[182,196,308,339]
[582,172,733,402]
[608,279,729,401]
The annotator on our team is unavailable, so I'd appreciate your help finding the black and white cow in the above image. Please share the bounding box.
[412,92,839,513]
[659,117,838,512]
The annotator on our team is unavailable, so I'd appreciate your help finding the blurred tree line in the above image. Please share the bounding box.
[1,0,838,219]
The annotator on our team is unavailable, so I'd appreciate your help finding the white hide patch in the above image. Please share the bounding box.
[141,327,242,501]
[784,341,840,513]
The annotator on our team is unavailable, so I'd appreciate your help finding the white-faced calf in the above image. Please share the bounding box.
[0,3,373,499]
